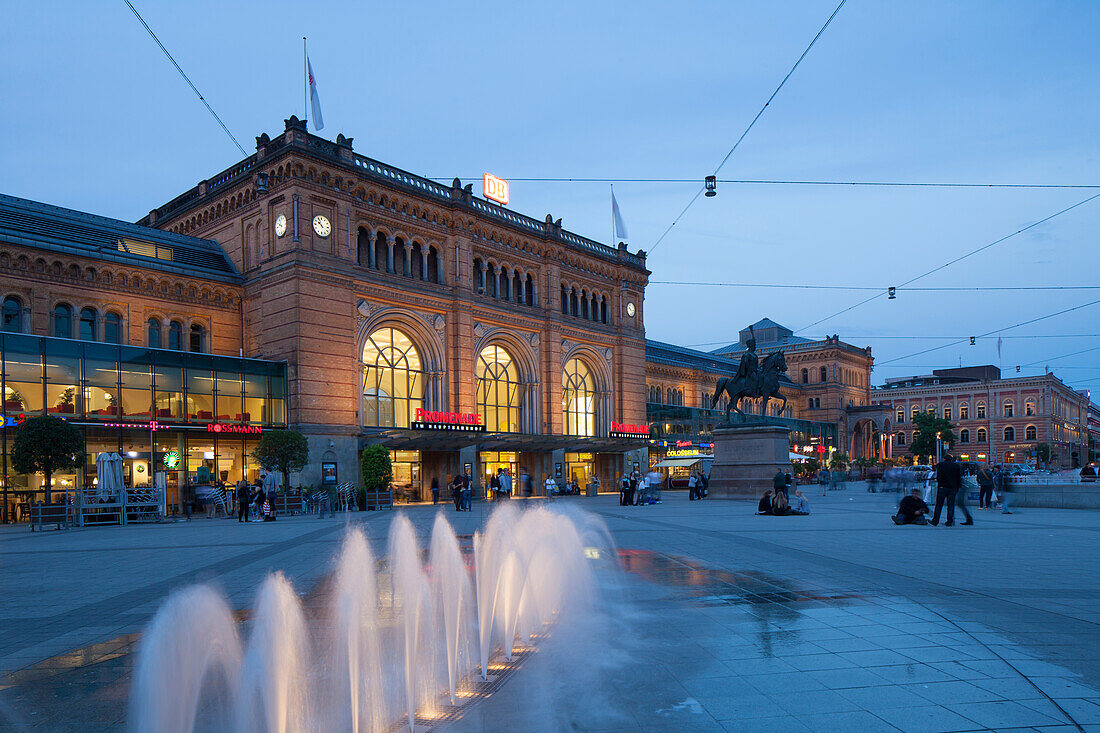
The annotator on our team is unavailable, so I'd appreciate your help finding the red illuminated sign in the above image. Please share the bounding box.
[611,421,649,439]
[412,409,485,432]
[675,440,693,448]
[483,173,509,205]
[207,424,263,435]
[815,445,826,454]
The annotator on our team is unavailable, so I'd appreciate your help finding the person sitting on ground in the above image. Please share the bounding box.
[793,489,810,514]
[757,489,774,515]
[893,488,930,525]
[772,490,793,516]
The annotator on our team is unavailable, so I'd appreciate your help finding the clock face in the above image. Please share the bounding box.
[626,302,636,317]
[312,215,331,238]
[274,214,287,238]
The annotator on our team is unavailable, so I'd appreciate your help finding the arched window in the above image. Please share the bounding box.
[943,406,952,421]
[911,406,919,420]
[896,407,904,423]
[189,323,205,353]
[168,321,183,350]
[374,232,388,271]
[79,307,97,341]
[960,429,970,443]
[1025,425,1037,441]
[976,427,987,443]
[896,432,906,445]
[476,345,523,432]
[104,312,122,344]
[560,284,568,314]
[361,327,423,428]
[474,258,485,292]
[808,398,814,409]
[147,318,161,348]
[570,289,579,316]
[819,366,827,383]
[1004,426,1015,442]
[1003,400,1014,418]
[1025,400,1035,417]
[2,296,22,332]
[394,237,408,277]
[53,304,72,338]
[488,264,499,298]
[411,242,425,280]
[356,227,371,266]
[581,290,589,320]
[600,296,608,324]
[959,403,969,420]
[525,274,534,306]
[563,357,596,436]
[427,246,440,284]
[802,368,809,384]
[976,402,986,419]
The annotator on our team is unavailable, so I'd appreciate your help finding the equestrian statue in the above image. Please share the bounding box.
[711,325,788,420]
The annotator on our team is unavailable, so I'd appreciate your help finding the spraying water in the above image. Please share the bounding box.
[130,506,610,732]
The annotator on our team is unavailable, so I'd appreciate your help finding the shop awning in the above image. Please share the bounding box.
[359,429,647,453]
[789,452,809,461]
[654,457,713,468]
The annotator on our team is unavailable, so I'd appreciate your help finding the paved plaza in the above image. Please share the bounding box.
[1,486,1099,731]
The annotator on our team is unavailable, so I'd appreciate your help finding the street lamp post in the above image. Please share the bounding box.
[936,431,942,463]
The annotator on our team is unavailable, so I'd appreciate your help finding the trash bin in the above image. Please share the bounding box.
[586,483,598,497]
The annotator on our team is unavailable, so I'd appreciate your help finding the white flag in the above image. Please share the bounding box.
[308,57,324,131]
[611,186,628,241]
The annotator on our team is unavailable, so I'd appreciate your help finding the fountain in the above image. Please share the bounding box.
[129,505,611,732]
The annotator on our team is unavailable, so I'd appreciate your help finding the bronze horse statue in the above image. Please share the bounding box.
[712,351,788,420]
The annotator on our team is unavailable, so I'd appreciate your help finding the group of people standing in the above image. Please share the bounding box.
[233,471,279,522]
[892,453,1015,526]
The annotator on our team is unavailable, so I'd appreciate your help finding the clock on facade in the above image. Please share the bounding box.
[312,215,331,238]
[274,214,287,238]
[626,302,636,317]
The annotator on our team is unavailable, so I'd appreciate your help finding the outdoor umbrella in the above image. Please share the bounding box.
[109,452,125,498]
[95,452,112,501]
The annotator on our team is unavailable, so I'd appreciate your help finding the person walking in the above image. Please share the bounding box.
[236,478,250,523]
[490,470,501,502]
[819,467,829,496]
[461,469,472,511]
[996,465,1012,514]
[262,470,278,519]
[544,473,556,501]
[451,474,462,512]
[501,468,513,500]
[976,465,994,509]
[431,476,440,505]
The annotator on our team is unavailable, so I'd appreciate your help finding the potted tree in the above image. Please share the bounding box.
[11,415,83,504]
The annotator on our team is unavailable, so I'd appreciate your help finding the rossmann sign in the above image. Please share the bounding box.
[610,421,649,439]
[412,409,486,432]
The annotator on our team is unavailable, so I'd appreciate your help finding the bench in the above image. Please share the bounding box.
[363,489,393,511]
[30,502,70,531]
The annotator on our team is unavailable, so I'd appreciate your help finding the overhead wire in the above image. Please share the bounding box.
[875,298,1100,366]
[122,1,247,157]
[430,176,1100,190]
[649,280,1100,292]
[648,0,848,254]
[795,190,1100,333]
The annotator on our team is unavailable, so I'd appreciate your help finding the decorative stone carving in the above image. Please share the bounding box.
[473,323,486,338]
[433,314,445,331]
[528,332,539,347]
[603,347,613,362]
[356,299,371,318]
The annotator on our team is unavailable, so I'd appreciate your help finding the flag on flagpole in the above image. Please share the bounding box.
[996,337,1002,363]
[307,57,324,131]
[611,186,628,241]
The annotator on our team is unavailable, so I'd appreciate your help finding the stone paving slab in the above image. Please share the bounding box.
[0,486,1098,731]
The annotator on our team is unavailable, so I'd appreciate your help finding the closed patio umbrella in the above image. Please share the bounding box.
[95,452,113,501]
[110,453,125,496]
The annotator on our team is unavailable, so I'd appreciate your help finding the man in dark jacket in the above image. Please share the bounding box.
[236,479,251,522]
[773,470,788,500]
[931,453,972,526]
[893,488,930,525]
[976,465,994,509]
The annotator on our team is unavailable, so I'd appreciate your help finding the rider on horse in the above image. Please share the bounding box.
[734,325,759,388]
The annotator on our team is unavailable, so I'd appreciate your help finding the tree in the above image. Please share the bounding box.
[251,430,309,491]
[829,452,850,470]
[909,412,956,462]
[360,444,393,501]
[10,415,83,504]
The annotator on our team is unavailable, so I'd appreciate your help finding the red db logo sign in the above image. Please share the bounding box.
[484,173,509,205]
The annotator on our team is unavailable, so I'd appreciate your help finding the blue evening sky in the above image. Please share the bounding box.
[2,1,1098,394]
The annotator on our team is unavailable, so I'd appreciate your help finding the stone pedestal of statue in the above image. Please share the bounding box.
[708,423,791,499]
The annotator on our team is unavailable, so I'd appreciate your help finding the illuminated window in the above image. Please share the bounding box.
[563,357,596,436]
[944,406,952,421]
[896,432,906,445]
[1003,401,1014,418]
[911,406,919,420]
[361,327,423,428]
[1025,425,1037,441]
[977,427,987,443]
[189,323,205,353]
[476,344,523,433]
[896,408,904,423]
[960,403,969,419]
[1025,401,1035,416]
[977,402,986,419]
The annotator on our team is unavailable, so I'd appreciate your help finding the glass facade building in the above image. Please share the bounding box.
[0,333,287,521]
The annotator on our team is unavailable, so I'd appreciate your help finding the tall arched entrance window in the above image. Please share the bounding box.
[562,357,596,436]
[361,327,423,427]
[476,345,523,432]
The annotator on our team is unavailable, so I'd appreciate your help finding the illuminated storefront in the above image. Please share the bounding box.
[0,333,286,521]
